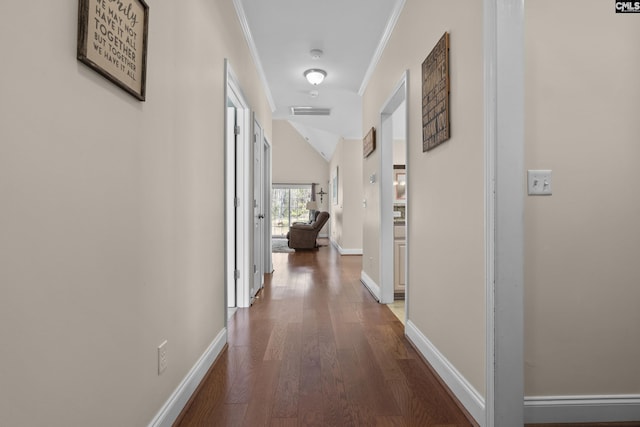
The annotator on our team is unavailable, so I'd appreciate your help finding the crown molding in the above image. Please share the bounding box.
[358,0,406,96]
[232,0,276,112]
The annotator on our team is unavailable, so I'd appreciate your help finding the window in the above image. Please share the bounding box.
[271,184,312,237]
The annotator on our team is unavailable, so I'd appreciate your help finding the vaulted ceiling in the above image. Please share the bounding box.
[235,0,405,160]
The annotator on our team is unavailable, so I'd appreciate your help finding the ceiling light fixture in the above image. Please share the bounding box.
[304,69,327,85]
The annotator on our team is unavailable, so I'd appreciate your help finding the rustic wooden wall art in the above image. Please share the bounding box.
[363,127,376,158]
[422,32,450,151]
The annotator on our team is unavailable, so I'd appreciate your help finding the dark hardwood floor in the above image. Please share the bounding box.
[174,241,474,426]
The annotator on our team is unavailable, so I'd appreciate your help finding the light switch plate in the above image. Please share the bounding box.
[527,170,552,195]
[158,340,168,375]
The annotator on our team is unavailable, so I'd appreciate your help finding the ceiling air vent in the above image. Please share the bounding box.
[290,107,331,116]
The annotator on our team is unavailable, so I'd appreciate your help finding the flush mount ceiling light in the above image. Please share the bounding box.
[304,69,327,85]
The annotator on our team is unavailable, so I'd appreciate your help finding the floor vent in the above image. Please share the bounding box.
[290,107,331,116]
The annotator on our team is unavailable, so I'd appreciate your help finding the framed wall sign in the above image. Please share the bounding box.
[422,32,450,151]
[363,127,376,158]
[77,0,149,101]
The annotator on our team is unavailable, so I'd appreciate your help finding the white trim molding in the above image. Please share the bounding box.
[358,0,406,96]
[360,270,380,302]
[483,0,497,424]
[338,248,363,256]
[524,395,640,424]
[226,61,252,309]
[330,239,363,256]
[484,0,525,425]
[406,321,485,426]
[148,329,228,427]
[231,0,276,112]
[378,73,408,306]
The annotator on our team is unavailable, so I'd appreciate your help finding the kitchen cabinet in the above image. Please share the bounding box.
[394,224,406,294]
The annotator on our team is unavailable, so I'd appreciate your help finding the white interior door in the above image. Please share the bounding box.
[263,138,273,274]
[252,119,264,299]
[226,106,237,309]
[226,60,251,309]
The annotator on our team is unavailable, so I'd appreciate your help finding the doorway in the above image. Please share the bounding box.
[225,60,252,315]
[379,72,408,316]
[263,137,273,274]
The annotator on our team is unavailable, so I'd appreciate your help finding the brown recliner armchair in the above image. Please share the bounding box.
[287,211,330,250]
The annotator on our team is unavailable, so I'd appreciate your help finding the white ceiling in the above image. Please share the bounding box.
[235,0,405,161]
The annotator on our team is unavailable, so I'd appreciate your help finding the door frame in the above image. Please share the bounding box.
[225,105,237,314]
[252,116,265,300]
[263,136,273,274]
[484,0,524,425]
[225,60,252,312]
[379,72,408,305]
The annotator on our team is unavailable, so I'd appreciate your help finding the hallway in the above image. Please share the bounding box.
[175,244,473,426]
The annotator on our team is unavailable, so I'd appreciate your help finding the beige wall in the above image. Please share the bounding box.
[272,120,331,214]
[272,120,329,202]
[362,141,381,281]
[525,0,640,396]
[362,0,485,397]
[0,1,271,426]
[272,120,330,185]
[329,139,364,252]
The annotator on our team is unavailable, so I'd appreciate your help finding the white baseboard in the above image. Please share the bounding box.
[360,270,380,301]
[148,328,228,427]
[524,395,640,424]
[405,320,485,426]
[339,248,363,255]
[330,239,363,255]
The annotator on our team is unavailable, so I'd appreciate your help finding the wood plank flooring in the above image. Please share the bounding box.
[174,242,474,427]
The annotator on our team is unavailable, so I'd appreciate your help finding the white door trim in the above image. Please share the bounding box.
[378,71,408,305]
[263,137,273,274]
[484,1,497,423]
[225,106,237,311]
[524,395,640,424]
[225,60,252,310]
[484,0,525,425]
[252,116,264,300]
